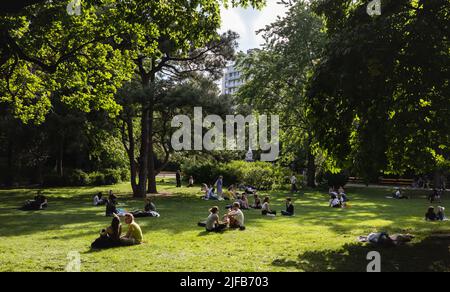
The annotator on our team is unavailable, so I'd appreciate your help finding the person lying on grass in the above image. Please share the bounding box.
[91,214,122,249]
[425,206,438,221]
[281,198,294,216]
[120,213,143,246]
[93,192,106,206]
[20,191,48,211]
[224,202,245,230]
[131,198,160,218]
[205,206,228,232]
[261,197,277,216]
[251,194,262,209]
[358,232,414,247]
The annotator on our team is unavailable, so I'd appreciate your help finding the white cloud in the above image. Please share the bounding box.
[220,0,289,51]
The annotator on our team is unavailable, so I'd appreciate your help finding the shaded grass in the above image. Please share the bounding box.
[0,181,449,272]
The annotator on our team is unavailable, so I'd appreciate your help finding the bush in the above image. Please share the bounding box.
[89,172,106,186]
[103,169,122,185]
[325,171,350,188]
[66,169,91,186]
[120,168,130,182]
[182,160,292,190]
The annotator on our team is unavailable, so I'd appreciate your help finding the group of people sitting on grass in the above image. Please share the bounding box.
[329,186,349,208]
[201,202,246,232]
[94,191,160,218]
[91,213,144,249]
[20,191,48,211]
[425,206,447,221]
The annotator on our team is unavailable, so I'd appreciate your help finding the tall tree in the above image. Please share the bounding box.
[308,0,449,182]
[237,0,326,187]
[109,0,265,197]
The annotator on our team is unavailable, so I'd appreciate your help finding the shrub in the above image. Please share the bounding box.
[120,168,130,182]
[90,172,106,186]
[103,169,122,185]
[325,171,350,188]
[182,160,292,190]
[66,169,91,186]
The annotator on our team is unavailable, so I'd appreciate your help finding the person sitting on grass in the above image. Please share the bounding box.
[120,213,143,246]
[425,206,438,221]
[329,187,338,198]
[224,185,238,201]
[105,195,118,217]
[93,192,106,206]
[251,194,262,209]
[281,198,295,216]
[261,197,277,216]
[329,195,342,208]
[339,194,348,208]
[131,198,160,218]
[187,176,194,187]
[205,206,228,232]
[393,188,408,199]
[224,202,245,230]
[201,184,218,200]
[428,189,441,203]
[238,194,250,210]
[437,206,447,221]
[91,213,122,249]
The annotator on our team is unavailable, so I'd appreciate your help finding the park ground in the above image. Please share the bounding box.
[0,180,449,272]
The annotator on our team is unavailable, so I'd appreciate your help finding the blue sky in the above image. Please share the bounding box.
[219,1,289,52]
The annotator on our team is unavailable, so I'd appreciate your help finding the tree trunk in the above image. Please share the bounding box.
[56,135,64,177]
[124,117,139,196]
[307,149,316,188]
[306,137,316,188]
[5,139,14,186]
[147,97,158,194]
[136,107,150,198]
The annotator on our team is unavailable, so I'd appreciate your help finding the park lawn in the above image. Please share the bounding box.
[0,181,449,272]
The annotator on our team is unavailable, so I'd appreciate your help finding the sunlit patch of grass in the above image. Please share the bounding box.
[0,180,449,271]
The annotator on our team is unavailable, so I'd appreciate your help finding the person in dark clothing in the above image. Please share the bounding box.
[428,189,441,203]
[281,198,295,216]
[425,206,438,221]
[20,191,48,211]
[131,198,160,218]
[105,196,118,217]
[91,214,122,249]
[176,170,182,188]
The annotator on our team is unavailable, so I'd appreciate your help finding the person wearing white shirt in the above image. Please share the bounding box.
[290,174,298,194]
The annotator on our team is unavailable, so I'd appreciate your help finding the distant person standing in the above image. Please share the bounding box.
[290,174,298,194]
[176,170,182,188]
[215,176,224,198]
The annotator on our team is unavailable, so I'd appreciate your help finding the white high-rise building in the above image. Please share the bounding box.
[221,49,258,96]
[221,63,243,95]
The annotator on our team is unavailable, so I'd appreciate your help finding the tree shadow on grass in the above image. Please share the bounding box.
[272,236,450,272]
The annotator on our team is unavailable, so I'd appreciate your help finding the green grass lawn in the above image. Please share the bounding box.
[0,180,449,272]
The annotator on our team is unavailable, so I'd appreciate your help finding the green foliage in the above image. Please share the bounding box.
[308,0,450,179]
[182,160,292,190]
[324,171,350,188]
